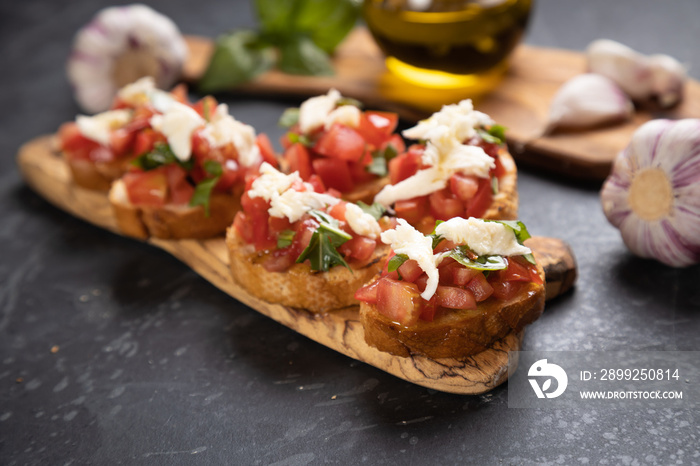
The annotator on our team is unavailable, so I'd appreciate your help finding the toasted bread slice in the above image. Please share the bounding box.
[485,149,518,220]
[226,228,390,313]
[343,176,389,205]
[109,180,241,239]
[66,157,129,191]
[360,263,545,359]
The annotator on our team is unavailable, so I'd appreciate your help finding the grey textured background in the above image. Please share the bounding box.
[1,1,699,464]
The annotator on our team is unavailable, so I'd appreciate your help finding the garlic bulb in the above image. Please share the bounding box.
[545,73,633,133]
[67,4,188,114]
[600,119,700,267]
[586,39,686,108]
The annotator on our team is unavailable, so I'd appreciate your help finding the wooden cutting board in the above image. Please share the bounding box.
[17,135,576,395]
[183,28,700,180]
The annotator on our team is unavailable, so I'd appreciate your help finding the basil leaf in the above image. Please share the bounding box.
[296,230,350,272]
[199,30,275,92]
[487,220,532,244]
[131,143,193,171]
[277,229,296,249]
[356,201,385,220]
[189,176,220,217]
[287,132,312,147]
[366,156,387,177]
[449,247,508,271]
[477,124,507,145]
[387,254,408,273]
[203,159,223,177]
[278,35,334,76]
[318,222,352,247]
[491,176,499,195]
[279,108,300,128]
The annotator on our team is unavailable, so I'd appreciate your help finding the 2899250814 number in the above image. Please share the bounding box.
[599,368,680,381]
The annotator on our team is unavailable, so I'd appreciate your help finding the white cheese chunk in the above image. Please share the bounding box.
[201,104,262,168]
[117,76,156,106]
[345,203,381,239]
[149,101,204,162]
[435,217,531,257]
[247,162,302,202]
[403,98,494,143]
[324,105,361,130]
[374,166,447,207]
[298,89,341,134]
[380,219,442,300]
[76,109,132,146]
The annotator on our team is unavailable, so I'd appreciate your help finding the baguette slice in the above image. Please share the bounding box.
[109,180,241,239]
[66,156,129,191]
[360,263,545,360]
[485,148,518,220]
[226,228,390,313]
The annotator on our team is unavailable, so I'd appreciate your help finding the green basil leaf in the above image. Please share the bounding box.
[278,35,334,76]
[277,229,296,249]
[521,253,537,265]
[366,156,387,177]
[488,124,507,143]
[131,143,193,171]
[203,159,223,177]
[387,254,408,273]
[189,176,220,217]
[287,132,312,147]
[449,247,507,271]
[356,201,385,220]
[491,176,499,195]
[487,220,532,244]
[308,210,351,246]
[199,30,275,92]
[279,108,300,128]
[296,230,350,272]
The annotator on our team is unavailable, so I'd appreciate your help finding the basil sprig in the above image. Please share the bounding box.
[278,108,300,128]
[189,160,223,217]
[485,220,536,264]
[447,247,508,271]
[356,201,385,220]
[296,210,352,272]
[477,124,507,145]
[387,254,408,273]
[199,0,360,92]
[277,229,296,249]
[131,143,194,171]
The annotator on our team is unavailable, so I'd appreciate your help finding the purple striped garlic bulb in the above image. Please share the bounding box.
[67,4,187,113]
[601,119,700,267]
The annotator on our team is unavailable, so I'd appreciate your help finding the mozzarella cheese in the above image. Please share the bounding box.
[149,101,204,161]
[76,109,132,146]
[345,203,381,239]
[298,89,341,134]
[116,76,175,113]
[435,217,531,257]
[325,104,361,130]
[403,98,494,143]
[247,162,302,202]
[201,104,262,168]
[381,219,442,300]
[374,166,447,207]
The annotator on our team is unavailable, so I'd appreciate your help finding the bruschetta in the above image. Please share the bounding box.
[79,78,279,239]
[226,163,394,313]
[355,217,545,359]
[279,89,403,204]
[373,99,518,233]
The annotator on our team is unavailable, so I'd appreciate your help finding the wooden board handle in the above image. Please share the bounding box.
[16,135,577,394]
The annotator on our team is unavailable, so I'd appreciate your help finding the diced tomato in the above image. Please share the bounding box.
[292,217,319,253]
[436,286,477,310]
[170,84,188,103]
[348,151,375,185]
[233,212,254,244]
[452,266,480,286]
[109,128,135,157]
[256,133,278,167]
[262,248,297,272]
[357,111,398,148]
[434,240,459,254]
[123,171,168,207]
[192,95,218,120]
[280,132,294,150]
[397,259,423,283]
[313,124,366,162]
[429,188,464,221]
[268,215,293,235]
[465,273,494,302]
[465,177,493,218]
[163,164,193,205]
[126,107,155,132]
[354,279,380,304]
[284,143,313,180]
[134,129,165,157]
[241,193,275,250]
[312,157,354,192]
[388,147,422,184]
[394,197,429,225]
[59,122,101,160]
[338,236,376,262]
[382,133,406,155]
[214,158,242,191]
[419,295,438,322]
[501,257,532,282]
[414,273,428,292]
[307,174,326,193]
[328,202,347,222]
[376,278,422,326]
[492,154,507,179]
[490,280,523,301]
[438,261,461,285]
[449,173,480,202]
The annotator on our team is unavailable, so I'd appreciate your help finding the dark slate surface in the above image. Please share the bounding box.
[1,1,699,464]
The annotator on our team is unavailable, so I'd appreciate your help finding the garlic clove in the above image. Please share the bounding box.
[601,119,700,267]
[586,39,686,108]
[67,4,187,114]
[545,73,633,133]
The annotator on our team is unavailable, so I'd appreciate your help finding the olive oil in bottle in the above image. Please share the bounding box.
[363,0,532,89]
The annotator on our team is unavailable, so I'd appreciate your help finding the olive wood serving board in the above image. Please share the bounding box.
[17,135,576,395]
[183,29,700,180]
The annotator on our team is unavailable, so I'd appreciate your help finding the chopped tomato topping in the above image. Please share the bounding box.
[376,278,422,326]
[312,157,354,192]
[313,124,366,162]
